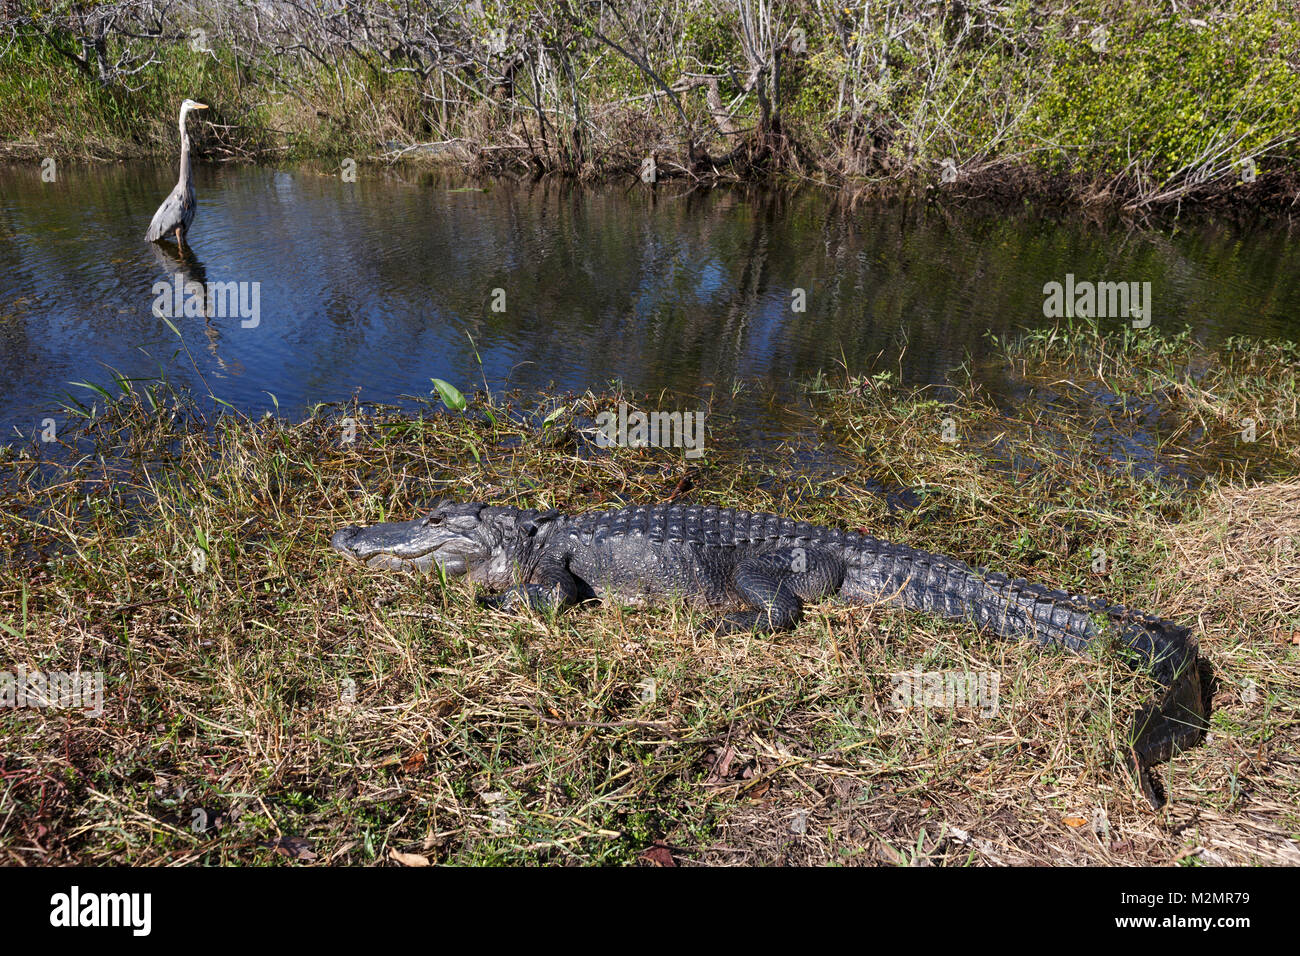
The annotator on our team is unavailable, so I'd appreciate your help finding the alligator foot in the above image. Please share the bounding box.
[476,585,569,614]
[477,590,523,612]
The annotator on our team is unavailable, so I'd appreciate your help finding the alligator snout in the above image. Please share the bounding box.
[330,526,363,561]
[329,517,469,573]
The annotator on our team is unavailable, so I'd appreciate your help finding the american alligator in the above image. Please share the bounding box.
[331,500,1205,807]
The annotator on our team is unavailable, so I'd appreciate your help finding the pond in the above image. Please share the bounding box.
[1,162,1297,453]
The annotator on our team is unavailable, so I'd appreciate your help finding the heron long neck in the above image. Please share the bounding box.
[178,125,192,192]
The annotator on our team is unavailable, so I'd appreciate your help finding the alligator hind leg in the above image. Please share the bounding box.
[710,547,845,634]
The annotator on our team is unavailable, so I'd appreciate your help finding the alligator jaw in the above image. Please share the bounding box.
[329,520,468,574]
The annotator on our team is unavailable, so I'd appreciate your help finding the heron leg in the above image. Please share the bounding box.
[175,227,187,257]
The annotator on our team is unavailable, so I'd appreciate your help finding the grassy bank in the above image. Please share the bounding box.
[1,323,1297,865]
[1,1,1297,210]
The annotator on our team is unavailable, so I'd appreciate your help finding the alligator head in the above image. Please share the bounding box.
[330,500,560,585]
[330,500,495,575]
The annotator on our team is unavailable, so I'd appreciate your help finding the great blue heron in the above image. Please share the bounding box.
[145,99,209,251]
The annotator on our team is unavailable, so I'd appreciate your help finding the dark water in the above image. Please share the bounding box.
[1,162,1298,446]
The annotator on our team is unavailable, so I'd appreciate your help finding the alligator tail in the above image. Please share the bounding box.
[850,539,1206,807]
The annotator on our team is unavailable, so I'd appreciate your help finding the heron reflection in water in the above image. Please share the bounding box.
[148,242,243,378]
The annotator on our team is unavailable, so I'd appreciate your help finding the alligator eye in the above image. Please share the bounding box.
[422,512,444,526]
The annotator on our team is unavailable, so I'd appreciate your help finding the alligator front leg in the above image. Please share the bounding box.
[711,547,845,634]
[477,555,586,616]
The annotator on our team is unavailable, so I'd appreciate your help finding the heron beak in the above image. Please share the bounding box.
[194,103,209,110]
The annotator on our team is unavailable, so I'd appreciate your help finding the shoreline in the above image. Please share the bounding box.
[4,1,1297,219]
[4,139,1296,221]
